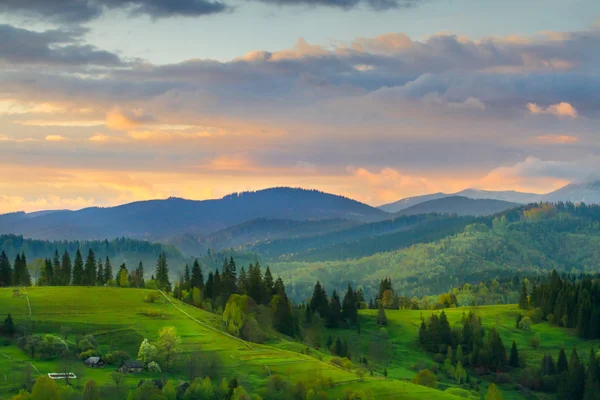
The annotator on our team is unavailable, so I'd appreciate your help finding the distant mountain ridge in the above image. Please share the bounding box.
[393,196,521,217]
[378,182,600,213]
[0,187,387,241]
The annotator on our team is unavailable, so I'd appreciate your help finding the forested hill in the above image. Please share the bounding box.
[271,202,600,301]
[0,188,387,241]
[0,235,187,271]
[393,196,520,217]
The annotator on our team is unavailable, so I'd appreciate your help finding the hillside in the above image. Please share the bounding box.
[167,218,360,257]
[378,193,448,213]
[0,287,462,400]
[393,196,520,217]
[0,188,388,241]
[271,203,600,301]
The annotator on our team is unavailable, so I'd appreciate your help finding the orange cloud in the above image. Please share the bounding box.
[527,102,578,118]
[536,135,579,144]
[45,135,69,142]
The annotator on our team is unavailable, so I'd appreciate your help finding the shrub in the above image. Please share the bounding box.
[79,349,99,360]
[341,358,354,370]
[144,280,158,290]
[518,317,532,331]
[541,374,559,392]
[240,317,267,344]
[411,369,437,389]
[330,357,343,367]
[530,335,541,349]
[495,373,511,384]
[76,336,97,352]
[105,350,130,365]
[519,367,542,390]
[527,308,544,323]
[433,353,445,363]
[144,291,161,303]
[547,314,556,325]
[444,388,476,399]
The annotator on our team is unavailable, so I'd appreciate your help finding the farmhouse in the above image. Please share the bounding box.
[118,360,144,373]
[84,356,105,368]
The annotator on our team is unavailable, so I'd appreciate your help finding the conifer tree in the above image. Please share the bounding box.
[237,267,247,295]
[205,272,214,299]
[104,256,113,283]
[328,290,342,328]
[247,263,264,304]
[3,314,15,337]
[72,249,84,286]
[263,267,274,304]
[191,260,204,290]
[309,281,329,320]
[342,284,358,326]
[557,348,568,374]
[0,251,12,287]
[183,264,190,288]
[84,249,96,286]
[334,336,343,356]
[96,259,104,286]
[12,254,21,286]
[135,261,145,288]
[52,250,61,285]
[154,252,171,292]
[43,258,53,286]
[61,250,72,286]
[509,341,520,368]
[519,282,529,310]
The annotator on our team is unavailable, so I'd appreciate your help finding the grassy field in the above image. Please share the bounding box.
[0,287,465,399]
[322,305,600,400]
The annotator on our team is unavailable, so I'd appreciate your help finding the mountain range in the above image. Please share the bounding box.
[2,181,600,246]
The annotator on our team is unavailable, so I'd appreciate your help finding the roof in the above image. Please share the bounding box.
[121,360,143,368]
[85,357,101,364]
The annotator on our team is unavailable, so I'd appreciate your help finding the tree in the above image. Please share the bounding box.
[155,253,171,292]
[557,348,568,374]
[134,262,144,288]
[191,260,204,290]
[157,327,181,371]
[328,290,342,328]
[83,380,100,400]
[519,283,529,310]
[263,267,274,303]
[341,284,358,326]
[509,341,520,368]
[61,251,72,286]
[455,360,466,384]
[411,369,437,388]
[28,258,44,286]
[31,376,60,400]
[485,383,504,400]
[137,338,158,367]
[309,281,329,320]
[13,253,31,286]
[104,256,113,283]
[223,294,249,336]
[381,290,394,309]
[96,259,104,286]
[162,381,177,400]
[0,251,12,287]
[3,314,15,337]
[52,251,61,285]
[118,268,129,288]
[72,249,84,286]
[84,249,96,286]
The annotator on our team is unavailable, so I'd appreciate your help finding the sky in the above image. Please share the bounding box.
[0,0,599,213]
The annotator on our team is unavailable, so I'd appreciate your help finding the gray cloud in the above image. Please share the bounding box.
[0,24,122,66]
[0,0,228,24]
[248,0,428,11]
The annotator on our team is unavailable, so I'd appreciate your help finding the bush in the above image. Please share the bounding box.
[518,317,532,331]
[77,336,97,353]
[144,280,158,290]
[547,314,556,325]
[541,374,559,392]
[411,369,437,389]
[527,308,544,323]
[530,335,541,348]
[444,388,476,399]
[433,353,445,363]
[495,373,511,384]
[79,349,99,360]
[144,291,161,303]
[240,317,267,344]
[105,350,130,365]
[519,367,542,390]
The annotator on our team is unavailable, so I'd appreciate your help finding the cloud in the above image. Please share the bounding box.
[0,0,228,24]
[0,24,122,66]
[535,135,579,144]
[527,102,578,118]
[105,109,154,131]
[247,0,429,11]
[45,134,69,141]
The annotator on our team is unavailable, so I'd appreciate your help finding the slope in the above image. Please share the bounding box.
[0,287,461,400]
[0,188,388,241]
[393,196,520,217]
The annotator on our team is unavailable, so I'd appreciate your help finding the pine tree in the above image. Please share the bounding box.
[52,250,61,285]
[135,262,145,288]
[183,264,191,288]
[43,258,53,286]
[334,337,343,356]
[509,341,520,368]
[485,383,503,400]
[84,249,96,286]
[72,249,84,286]
[263,267,274,304]
[557,348,568,374]
[342,284,358,326]
[309,281,329,320]
[237,266,247,294]
[518,282,529,310]
[96,259,104,286]
[12,254,21,286]
[3,314,15,337]
[191,260,204,290]
[104,256,113,283]
[154,252,171,292]
[247,263,264,304]
[0,251,12,287]
[13,253,31,286]
[61,250,72,286]
[328,290,342,328]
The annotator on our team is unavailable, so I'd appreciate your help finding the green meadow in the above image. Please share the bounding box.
[0,287,464,399]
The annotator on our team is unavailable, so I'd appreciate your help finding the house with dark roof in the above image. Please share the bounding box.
[118,360,143,373]
[84,357,105,368]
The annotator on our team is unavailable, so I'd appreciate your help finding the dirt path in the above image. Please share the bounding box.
[157,290,254,350]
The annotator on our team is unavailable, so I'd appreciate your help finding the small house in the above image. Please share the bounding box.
[84,357,105,368]
[118,360,144,374]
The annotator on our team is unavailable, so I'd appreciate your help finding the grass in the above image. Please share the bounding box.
[322,305,600,400]
[0,287,464,399]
